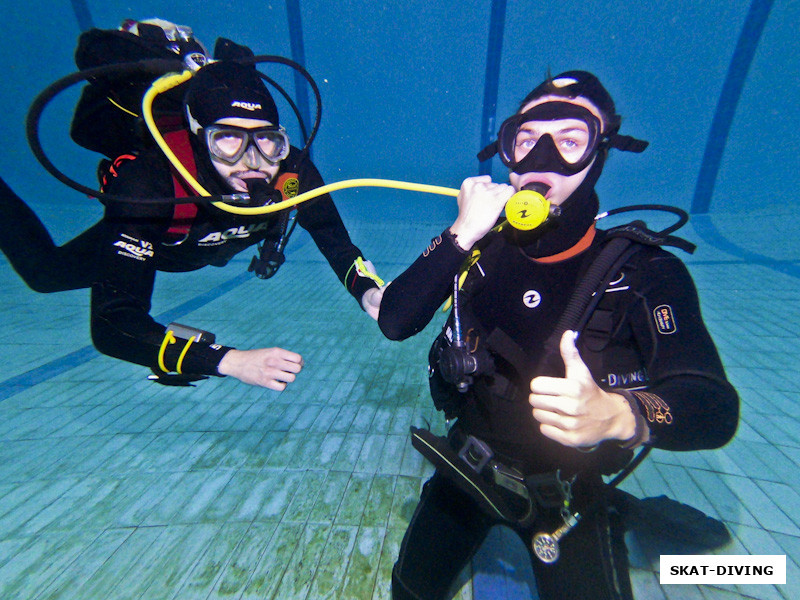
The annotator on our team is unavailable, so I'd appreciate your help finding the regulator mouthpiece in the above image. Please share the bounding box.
[504,182,560,230]
[244,178,279,207]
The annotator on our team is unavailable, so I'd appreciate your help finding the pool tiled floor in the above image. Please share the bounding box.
[0,201,797,599]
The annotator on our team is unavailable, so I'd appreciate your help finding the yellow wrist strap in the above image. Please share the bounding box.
[157,329,194,374]
[355,256,385,287]
[158,330,177,373]
[175,337,194,375]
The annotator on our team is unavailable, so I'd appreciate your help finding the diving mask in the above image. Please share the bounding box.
[497,102,604,176]
[205,124,290,165]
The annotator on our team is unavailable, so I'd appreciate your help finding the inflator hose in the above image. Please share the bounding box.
[26,55,320,205]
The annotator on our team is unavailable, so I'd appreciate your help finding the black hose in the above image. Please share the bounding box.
[26,59,183,200]
[600,204,689,235]
[26,55,322,204]
[240,54,322,153]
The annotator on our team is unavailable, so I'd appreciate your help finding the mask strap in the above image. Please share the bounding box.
[477,140,499,162]
[605,133,649,153]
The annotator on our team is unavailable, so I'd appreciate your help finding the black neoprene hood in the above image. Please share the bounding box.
[521,70,621,134]
[184,61,280,131]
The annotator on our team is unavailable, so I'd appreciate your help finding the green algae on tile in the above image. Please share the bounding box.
[111,472,184,528]
[256,469,305,521]
[209,522,279,598]
[362,475,396,528]
[328,404,360,434]
[203,469,262,523]
[239,519,305,598]
[181,471,236,523]
[0,477,82,539]
[217,430,269,469]
[388,475,424,530]
[172,522,250,599]
[0,528,100,600]
[271,521,332,599]
[242,430,286,470]
[142,470,215,526]
[331,433,367,472]
[354,433,388,473]
[265,431,307,468]
[190,431,239,470]
[372,526,406,600]
[34,528,134,600]
[335,472,374,526]
[316,432,346,468]
[308,470,351,524]
[305,525,358,599]
[282,469,328,523]
[339,526,386,600]
[377,434,407,475]
[140,524,221,597]
[67,525,165,600]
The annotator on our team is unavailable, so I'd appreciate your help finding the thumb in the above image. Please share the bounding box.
[560,330,591,381]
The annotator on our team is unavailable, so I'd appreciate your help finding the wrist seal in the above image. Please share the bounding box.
[443,228,470,253]
[616,389,649,449]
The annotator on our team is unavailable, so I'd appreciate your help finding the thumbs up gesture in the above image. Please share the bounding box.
[528,330,637,448]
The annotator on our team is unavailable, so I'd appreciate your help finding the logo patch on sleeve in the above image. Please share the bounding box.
[281,176,299,199]
[653,304,677,334]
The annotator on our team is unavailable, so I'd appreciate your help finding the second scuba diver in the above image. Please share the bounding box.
[0,52,382,390]
[376,71,740,600]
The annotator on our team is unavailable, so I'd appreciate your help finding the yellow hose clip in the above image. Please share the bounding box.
[354,256,385,287]
[442,248,482,312]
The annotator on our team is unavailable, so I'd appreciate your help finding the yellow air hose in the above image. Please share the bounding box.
[143,69,557,310]
[141,70,552,227]
[142,70,460,214]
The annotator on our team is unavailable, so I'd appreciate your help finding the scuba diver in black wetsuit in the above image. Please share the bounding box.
[377,71,739,599]
[0,21,382,390]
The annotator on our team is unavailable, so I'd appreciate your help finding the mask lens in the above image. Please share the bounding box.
[514,118,592,165]
[253,129,289,162]
[207,128,249,163]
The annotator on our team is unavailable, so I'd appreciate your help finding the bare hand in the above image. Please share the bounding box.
[361,286,384,321]
[449,175,515,249]
[528,330,636,447]
[218,347,304,390]
[358,259,385,322]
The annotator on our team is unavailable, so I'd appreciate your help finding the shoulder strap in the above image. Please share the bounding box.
[536,229,645,376]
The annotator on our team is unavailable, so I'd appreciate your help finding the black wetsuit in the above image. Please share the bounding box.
[0,146,375,377]
[378,198,739,599]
